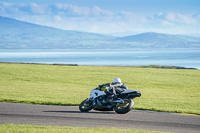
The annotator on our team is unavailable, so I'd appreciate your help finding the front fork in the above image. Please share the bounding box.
[83,97,94,106]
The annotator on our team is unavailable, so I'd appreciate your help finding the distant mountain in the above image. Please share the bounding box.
[0,16,115,49]
[0,16,200,49]
[117,32,200,48]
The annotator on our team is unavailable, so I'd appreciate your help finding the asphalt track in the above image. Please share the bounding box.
[0,102,200,133]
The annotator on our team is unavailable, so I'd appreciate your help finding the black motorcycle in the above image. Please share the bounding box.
[79,88,141,114]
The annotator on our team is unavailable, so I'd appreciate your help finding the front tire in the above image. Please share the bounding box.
[79,99,93,112]
[114,99,134,114]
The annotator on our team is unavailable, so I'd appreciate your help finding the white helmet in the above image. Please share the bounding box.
[112,78,121,84]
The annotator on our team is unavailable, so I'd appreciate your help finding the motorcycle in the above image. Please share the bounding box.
[79,87,141,114]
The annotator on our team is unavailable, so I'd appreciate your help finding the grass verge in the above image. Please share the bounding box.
[0,124,173,133]
[0,63,200,114]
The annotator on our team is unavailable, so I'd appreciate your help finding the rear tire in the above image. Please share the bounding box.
[114,99,134,114]
[79,99,93,112]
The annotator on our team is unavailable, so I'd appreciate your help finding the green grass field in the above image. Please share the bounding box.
[0,63,200,114]
[0,124,172,133]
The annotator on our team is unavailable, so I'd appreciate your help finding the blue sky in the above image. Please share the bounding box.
[0,0,200,36]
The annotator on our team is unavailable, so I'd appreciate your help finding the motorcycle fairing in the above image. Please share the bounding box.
[121,89,135,94]
[121,89,141,99]
[90,88,106,98]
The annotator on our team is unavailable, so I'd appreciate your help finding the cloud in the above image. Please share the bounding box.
[161,20,173,25]
[166,12,176,21]
[166,12,197,24]
[0,2,138,33]
[0,2,48,16]
[0,2,200,35]
[176,13,197,24]
[119,11,136,21]
[54,3,113,17]
[54,15,62,21]
[0,2,20,15]
[0,2,113,17]
[29,3,48,14]
[92,6,113,17]
[54,3,90,16]
[154,12,199,25]
[0,2,14,7]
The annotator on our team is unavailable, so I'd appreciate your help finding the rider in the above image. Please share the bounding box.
[95,78,128,103]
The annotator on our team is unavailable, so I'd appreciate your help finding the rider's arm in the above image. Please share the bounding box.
[122,83,128,89]
[96,83,111,91]
[99,83,111,88]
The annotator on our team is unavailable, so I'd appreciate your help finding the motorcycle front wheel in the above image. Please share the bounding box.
[79,99,93,112]
[114,99,134,114]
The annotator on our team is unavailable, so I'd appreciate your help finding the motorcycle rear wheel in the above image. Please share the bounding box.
[114,99,134,114]
[79,99,93,112]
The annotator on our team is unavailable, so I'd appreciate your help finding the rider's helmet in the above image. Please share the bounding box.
[112,78,121,84]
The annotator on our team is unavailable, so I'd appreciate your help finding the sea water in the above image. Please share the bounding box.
[0,49,200,69]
